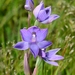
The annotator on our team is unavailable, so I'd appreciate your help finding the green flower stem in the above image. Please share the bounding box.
[28,12,31,27]
[34,20,39,26]
[32,57,43,75]
[35,57,42,67]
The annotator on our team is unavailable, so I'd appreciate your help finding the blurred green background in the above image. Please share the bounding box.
[0,0,75,75]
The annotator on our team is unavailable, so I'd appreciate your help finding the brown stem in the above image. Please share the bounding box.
[28,12,31,27]
[24,52,31,75]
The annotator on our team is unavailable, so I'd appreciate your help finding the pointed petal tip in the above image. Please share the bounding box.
[30,44,39,58]
[55,15,60,19]
[31,50,38,58]
[44,60,59,66]
[38,41,52,49]
[54,15,60,19]
[60,56,64,60]
[33,1,44,18]
[51,48,61,52]
[49,41,52,45]
[13,44,22,50]
[41,28,48,34]
[56,48,61,51]
[40,1,44,4]
[49,55,64,61]
[47,14,60,23]
[46,6,51,10]
[13,42,29,50]
[47,6,51,13]
[47,41,53,47]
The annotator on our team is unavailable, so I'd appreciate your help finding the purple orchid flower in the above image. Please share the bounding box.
[39,48,64,66]
[33,1,59,24]
[14,26,52,58]
[24,0,34,11]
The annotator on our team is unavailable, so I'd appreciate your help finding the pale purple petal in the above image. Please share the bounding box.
[24,0,34,11]
[41,14,59,24]
[41,18,50,24]
[30,43,39,58]
[49,55,64,60]
[33,1,44,18]
[44,60,59,66]
[38,41,52,48]
[46,48,60,58]
[36,29,48,42]
[20,28,32,42]
[14,41,29,50]
[46,6,51,17]
[48,14,60,23]
[28,26,40,33]
[38,6,51,22]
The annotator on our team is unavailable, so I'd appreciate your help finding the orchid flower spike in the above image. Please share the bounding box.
[33,1,59,24]
[39,48,64,66]
[14,26,52,58]
[24,0,34,11]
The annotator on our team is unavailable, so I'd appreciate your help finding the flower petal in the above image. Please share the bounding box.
[20,28,32,42]
[38,6,51,22]
[46,48,60,58]
[41,14,59,24]
[33,1,44,18]
[49,55,64,60]
[14,41,29,50]
[30,43,39,58]
[28,26,40,33]
[24,0,34,11]
[41,18,50,24]
[44,60,59,66]
[48,14,60,23]
[38,41,52,48]
[36,29,48,42]
[38,50,46,58]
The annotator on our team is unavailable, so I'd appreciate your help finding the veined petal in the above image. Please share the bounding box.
[49,55,64,60]
[48,14,60,23]
[46,6,51,16]
[44,60,59,66]
[41,14,59,24]
[30,43,39,58]
[36,29,48,42]
[20,28,32,42]
[28,26,40,33]
[41,17,50,24]
[38,6,51,22]
[46,48,60,58]
[33,1,44,18]
[38,41,52,48]
[14,41,29,50]
[24,0,34,11]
